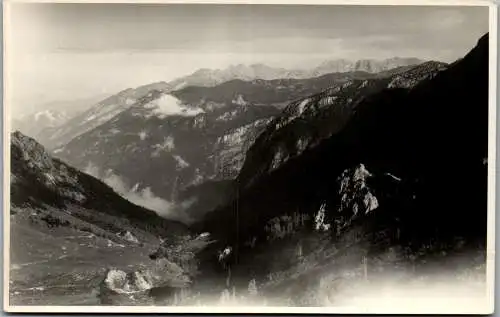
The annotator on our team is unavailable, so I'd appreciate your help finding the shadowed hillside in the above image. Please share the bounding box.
[196,34,488,297]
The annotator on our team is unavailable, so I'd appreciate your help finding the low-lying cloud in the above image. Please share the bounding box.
[144,94,204,118]
[84,162,194,223]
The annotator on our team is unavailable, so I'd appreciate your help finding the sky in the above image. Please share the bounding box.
[6,3,489,118]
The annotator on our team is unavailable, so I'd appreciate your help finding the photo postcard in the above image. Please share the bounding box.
[3,0,497,313]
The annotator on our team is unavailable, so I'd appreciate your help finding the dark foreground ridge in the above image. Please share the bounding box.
[197,33,488,301]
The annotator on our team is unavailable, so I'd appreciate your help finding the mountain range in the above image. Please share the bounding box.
[168,58,425,88]
[18,57,423,150]
[51,61,442,222]
[8,34,489,308]
[12,110,70,140]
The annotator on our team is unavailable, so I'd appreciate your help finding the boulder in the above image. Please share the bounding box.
[98,259,191,305]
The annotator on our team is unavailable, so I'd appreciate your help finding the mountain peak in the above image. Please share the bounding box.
[169,58,426,89]
[11,131,62,174]
[12,131,47,158]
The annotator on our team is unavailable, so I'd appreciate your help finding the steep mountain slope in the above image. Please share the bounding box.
[53,66,436,222]
[237,61,447,190]
[310,57,425,77]
[11,131,186,236]
[168,58,425,88]
[52,90,279,221]
[9,131,189,305]
[36,59,424,152]
[38,82,172,149]
[171,71,382,110]
[197,33,488,301]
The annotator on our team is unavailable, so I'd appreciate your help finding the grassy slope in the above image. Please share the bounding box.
[9,206,162,305]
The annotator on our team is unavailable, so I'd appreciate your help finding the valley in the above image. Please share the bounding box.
[7,32,490,310]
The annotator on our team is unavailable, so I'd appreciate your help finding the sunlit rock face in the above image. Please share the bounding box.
[236,61,448,191]
[337,164,379,217]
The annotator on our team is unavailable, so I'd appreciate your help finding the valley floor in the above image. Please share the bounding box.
[8,207,488,311]
[9,208,161,306]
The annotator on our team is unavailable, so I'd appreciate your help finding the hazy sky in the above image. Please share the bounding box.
[7,3,489,117]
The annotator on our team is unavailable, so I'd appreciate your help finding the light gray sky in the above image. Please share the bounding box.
[7,3,489,118]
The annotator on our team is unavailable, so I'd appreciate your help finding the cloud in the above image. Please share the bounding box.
[84,162,193,223]
[8,4,488,117]
[144,94,204,118]
[428,10,466,29]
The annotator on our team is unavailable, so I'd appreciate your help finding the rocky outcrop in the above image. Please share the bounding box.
[387,61,448,89]
[337,164,379,216]
[117,231,139,244]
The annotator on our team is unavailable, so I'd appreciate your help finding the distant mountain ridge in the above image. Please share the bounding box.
[169,58,426,88]
[30,57,424,151]
[12,110,70,138]
[11,94,111,140]
[37,82,173,149]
